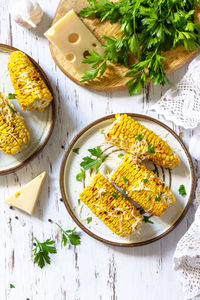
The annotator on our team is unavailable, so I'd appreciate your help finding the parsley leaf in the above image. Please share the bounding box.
[147,144,155,155]
[111,192,119,199]
[135,133,143,141]
[80,146,106,172]
[73,148,80,154]
[146,194,150,201]
[143,179,148,184]
[56,223,81,246]
[10,284,15,288]
[179,184,187,196]
[118,153,124,158]
[76,168,85,182]
[32,237,56,269]
[143,216,154,224]
[123,176,128,184]
[154,192,161,201]
[87,217,92,224]
[8,93,17,99]
[78,199,81,205]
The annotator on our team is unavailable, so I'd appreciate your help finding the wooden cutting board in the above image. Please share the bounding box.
[50,0,200,91]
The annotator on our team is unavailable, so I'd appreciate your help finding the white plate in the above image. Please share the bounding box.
[0,44,55,174]
[60,114,195,246]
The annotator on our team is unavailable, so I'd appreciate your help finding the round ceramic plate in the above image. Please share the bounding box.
[0,44,55,175]
[60,114,195,247]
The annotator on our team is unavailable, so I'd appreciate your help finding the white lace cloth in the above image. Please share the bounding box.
[150,55,200,129]
[174,179,200,299]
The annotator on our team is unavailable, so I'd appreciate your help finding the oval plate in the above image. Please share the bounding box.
[60,114,195,247]
[0,44,55,175]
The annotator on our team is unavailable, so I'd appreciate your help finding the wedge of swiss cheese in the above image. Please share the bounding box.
[44,9,104,75]
[5,172,47,215]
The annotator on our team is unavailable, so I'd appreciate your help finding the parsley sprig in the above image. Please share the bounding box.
[79,0,200,95]
[32,237,56,269]
[56,223,81,247]
[80,146,106,172]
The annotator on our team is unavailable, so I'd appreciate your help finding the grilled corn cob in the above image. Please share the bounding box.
[105,114,180,169]
[0,93,30,155]
[110,154,176,216]
[8,51,53,112]
[79,173,142,237]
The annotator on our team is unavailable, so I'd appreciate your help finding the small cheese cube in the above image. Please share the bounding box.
[44,9,104,74]
[5,172,47,215]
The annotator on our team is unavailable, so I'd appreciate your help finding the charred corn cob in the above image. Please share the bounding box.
[110,154,176,216]
[0,93,30,155]
[105,114,180,169]
[8,51,53,112]
[79,173,142,237]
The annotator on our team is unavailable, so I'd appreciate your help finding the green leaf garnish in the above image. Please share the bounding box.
[111,192,119,199]
[146,195,150,201]
[80,146,106,172]
[143,216,154,224]
[78,199,81,205]
[73,148,80,154]
[10,284,15,288]
[152,169,157,174]
[147,144,155,155]
[87,217,92,224]
[76,168,85,182]
[135,133,143,141]
[154,192,161,201]
[178,184,187,196]
[56,223,81,246]
[32,237,56,269]
[8,93,17,99]
[118,153,124,158]
[123,176,128,184]
[143,179,148,184]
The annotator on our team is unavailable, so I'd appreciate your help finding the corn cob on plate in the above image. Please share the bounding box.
[104,114,180,169]
[79,173,142,237]
[110,154,176,217]
[0,44,55,174]
[60,114,194,246]
[8,51,53,112]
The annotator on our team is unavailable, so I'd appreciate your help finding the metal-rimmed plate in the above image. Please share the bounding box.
[60,114,195,247]
[0,44,55,175]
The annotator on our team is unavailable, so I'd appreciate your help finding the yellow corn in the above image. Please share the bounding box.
[79,173,142,237]
[8,51,53,112]
[0,93,30,155]
[110,154,176,216]
[105,114,180,169]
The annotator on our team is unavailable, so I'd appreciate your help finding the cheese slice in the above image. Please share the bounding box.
[5,172,47,215]
[44,9,104,74]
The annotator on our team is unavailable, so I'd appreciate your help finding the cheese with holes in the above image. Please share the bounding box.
[5,172,47,215]
[44,9,104,74]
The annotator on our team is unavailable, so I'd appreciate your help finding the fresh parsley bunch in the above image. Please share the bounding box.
[79,0,200,95]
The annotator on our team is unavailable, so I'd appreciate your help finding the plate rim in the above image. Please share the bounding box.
[60,113,195,247]
[0,43,56,175]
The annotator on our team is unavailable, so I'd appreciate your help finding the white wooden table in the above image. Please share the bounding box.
[0,1,199,299]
